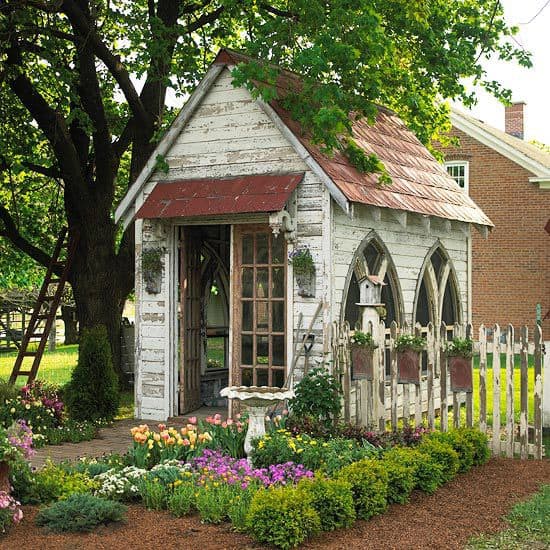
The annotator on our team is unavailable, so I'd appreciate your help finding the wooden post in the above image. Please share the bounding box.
[505,324,514,458]
[377,320,386,431]
[390,321,398,430]
[478,324,487,434]
[519,326,529,460]
[440,322,448,432]
[339,321,351,424]
[414,323,423,427]
[427,322,435,430]
[465,323,473,427]
[402,321,410,427]
[534,325,543,460]
[492,324,501,456]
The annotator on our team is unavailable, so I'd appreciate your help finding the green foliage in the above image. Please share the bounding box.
[456,427,490,466]
[141,247,165,276]
[383,447,445,494]
[0,378,19,402]
[138,479,168,511]
[246,486,321,549]
[35,493,126,533]
[227,486,258,532]
[343,138,392,184]
[30,460,100,503]
[297,475,355,532]
[425,430,475,473]
[349,330,377,350]
[41,419,99,445]
[167,482,195,517]
[417,438,460,483]
[289,367,342,426]
[65,326,119,421]
[445,337,474,358]
[394,334,426,352]
[380,455,415,504]
[195,484,234,524]
[336,458,388,520]
[288,246,315,276]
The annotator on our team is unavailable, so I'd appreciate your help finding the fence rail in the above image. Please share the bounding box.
[331,320,544,459]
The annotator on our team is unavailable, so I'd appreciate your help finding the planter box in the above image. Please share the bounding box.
[397,349,421,385]
[449,355,473,392]
[351,346,375,380]
[295,271,315,297]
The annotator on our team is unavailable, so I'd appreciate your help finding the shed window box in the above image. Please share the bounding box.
[394,334,426,385]
[445,338,474,392]
[350,346,375,380]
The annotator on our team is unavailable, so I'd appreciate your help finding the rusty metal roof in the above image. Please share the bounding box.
[216,50,493,227]
[135,174,303,219]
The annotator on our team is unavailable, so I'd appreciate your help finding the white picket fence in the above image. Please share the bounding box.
[330,321,544,459]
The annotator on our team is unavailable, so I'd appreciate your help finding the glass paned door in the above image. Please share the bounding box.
[233,225,287,387]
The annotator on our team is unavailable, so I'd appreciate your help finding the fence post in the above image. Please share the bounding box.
[427,322,435,430]
[440,322,448,432]
[414,323,423,427]
[519,326,529,459]
[505,325,515,458]
[390,321,398,430]
[377,320,386,431]
[535,325,544,460]
[465,323,474,427]
[478,324,487,434]
[492,324,501,456]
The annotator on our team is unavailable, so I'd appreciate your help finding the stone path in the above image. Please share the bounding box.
[31,407,226,469]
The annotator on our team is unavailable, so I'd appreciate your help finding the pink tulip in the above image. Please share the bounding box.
[188,416,197,424]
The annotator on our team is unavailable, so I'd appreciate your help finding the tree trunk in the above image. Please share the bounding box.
[61,305,78,345]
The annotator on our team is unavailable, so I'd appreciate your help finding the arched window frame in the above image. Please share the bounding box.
[341,231,404,326]
[413,241,463,328]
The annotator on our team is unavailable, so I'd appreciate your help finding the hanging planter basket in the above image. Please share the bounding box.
[142,247,164,295]
[449,355,473,392]
[350,345,375,380]
[396,349,422,385]
[295,270,315,297]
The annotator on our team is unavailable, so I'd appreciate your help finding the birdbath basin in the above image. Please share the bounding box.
[220,386,294,462]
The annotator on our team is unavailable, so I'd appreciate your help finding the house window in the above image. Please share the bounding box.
[445,161,469,193]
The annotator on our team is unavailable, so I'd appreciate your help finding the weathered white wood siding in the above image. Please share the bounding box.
[331,203,469,324]
[134,69,332,419]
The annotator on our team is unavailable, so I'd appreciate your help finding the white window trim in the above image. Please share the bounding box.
[444,160,470,194]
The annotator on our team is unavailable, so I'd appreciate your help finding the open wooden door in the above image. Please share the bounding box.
[179,227,202,414]
[233,225,287,388]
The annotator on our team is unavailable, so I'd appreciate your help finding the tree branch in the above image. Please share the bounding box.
[0,204,54,270]
[185,5,224,33]
[259,3,294,18]
[61,0,153,130]
[22,162,61,179]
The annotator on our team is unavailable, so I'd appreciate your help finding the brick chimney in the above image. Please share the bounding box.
[504,102,525,139]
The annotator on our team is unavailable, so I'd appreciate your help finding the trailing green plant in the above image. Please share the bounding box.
[246,485,321,549]
[417,438,460,483]
[288,246,315,276]
[35,493,126,533]
[383,447,445,494]
[349,330,377,350]
[141,247,164,276]
[297,475,355,532]
[65,325,120,421]
[445,337,473,358]
[167,482,196,518]
[380,455,416,504]
[289,367,342,427]
[394,334,426,353]
[336,458,388,520]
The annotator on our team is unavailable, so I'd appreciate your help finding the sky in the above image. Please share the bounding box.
[455,0,550,144]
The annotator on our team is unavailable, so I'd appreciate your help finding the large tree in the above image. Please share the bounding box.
[0,0,529,378]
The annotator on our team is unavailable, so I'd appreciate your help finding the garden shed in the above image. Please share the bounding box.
[115,50,493,421]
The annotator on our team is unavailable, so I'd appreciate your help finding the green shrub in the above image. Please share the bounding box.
[167,483,195,517]
[65,325,119,421]
[227,486,258,532]
[35,493,126,532]
[246,486,321,549]
[289,367,341,427]
[196,484,233,524]
[425,431,475,473]
[456,427,490,466]
[336,458,388,520]
[138,479,168,510]
[380,455,415,504]
[417,438,460,483]
[383,447,445,494]
[29,460,100,503]
[297,475,355,531]
[0,378,19,402]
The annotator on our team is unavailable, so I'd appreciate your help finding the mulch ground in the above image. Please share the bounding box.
[3,457,550,550]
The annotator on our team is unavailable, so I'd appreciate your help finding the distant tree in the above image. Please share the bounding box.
[0,0,530,379]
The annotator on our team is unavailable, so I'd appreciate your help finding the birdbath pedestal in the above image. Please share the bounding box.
[220,386,294,463]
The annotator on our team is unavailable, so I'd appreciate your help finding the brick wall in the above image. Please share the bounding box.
[438,128,550,335]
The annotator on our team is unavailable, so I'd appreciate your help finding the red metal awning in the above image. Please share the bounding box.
[136,173,303,219]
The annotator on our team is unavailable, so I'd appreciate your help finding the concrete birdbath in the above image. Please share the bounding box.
[220,385,294,463]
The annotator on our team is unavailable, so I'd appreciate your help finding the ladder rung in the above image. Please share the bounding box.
[31,333,45,338]
[22,352,38,357]
[36,314,50,319]
[14,371,33,376]
[49,278,61,283]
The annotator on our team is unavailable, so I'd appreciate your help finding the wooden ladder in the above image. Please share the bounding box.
[9,228,78,385]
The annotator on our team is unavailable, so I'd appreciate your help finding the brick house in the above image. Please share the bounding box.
[436,103,550,335]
